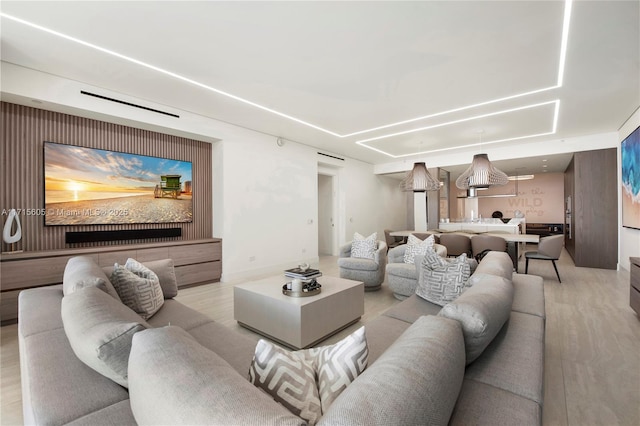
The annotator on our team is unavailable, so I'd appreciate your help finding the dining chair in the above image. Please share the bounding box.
[383,229,404,251]
[525,234,564,282]
[438,233,471,258]
[471,234,507,258]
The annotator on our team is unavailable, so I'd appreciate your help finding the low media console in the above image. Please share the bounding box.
[0,238,221,324]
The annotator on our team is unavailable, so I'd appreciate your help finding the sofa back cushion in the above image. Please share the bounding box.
[318,316,465,426]
[470,251,513,284]
[128,326,304,426]
[61,286,149,387]
[63,256,120,301]
[438,273,514,364]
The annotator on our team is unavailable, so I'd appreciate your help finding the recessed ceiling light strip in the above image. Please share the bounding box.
[0,0,571,143]
[356,100,559,144]
[0,12,342,137]
[557,0,573,87]
[361,100,560,158]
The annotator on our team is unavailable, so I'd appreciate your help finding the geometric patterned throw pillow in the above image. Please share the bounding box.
[351,232,377,260]
[110,259,164,320]
[403,234,435,264]
[248,327,368,425]
[415,251,471,306]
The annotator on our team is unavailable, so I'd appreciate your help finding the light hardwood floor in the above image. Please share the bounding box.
[1,247,638,425]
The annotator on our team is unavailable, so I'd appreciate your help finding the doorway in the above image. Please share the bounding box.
[317,174,334,255]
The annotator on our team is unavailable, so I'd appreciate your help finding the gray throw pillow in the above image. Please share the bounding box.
[61,286,149,387]
[110,259,164,320]
[415,252,471,306]
[129,326,304,426]
[351,232,377,259]
[249,327,368,424]
[438,273,514,364]
[103,258,178,299]
[63,255,121,301]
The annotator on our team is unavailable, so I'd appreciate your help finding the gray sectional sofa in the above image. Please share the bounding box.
[18,252,544,425]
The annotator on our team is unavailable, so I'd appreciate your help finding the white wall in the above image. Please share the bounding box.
[1,63,408,281]
[619,107,640,272]
[216,136,408,280]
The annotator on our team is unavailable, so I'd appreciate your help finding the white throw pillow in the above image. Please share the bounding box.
[351,232,377,259]
[248,327,368,424]
[416,251,471,306]
[403,234,435,264]
[110,259,164,320]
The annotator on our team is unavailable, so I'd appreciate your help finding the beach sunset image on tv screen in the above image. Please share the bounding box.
[621,126,640,230]
[44,142,193,225]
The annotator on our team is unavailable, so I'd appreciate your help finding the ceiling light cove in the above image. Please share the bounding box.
[0,0,572,154]
[357,100,560,158]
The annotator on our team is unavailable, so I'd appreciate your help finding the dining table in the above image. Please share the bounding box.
[390,230,540,271]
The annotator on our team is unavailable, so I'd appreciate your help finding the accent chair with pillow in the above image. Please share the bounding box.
[338,232,387,291]
[386,234,448,300]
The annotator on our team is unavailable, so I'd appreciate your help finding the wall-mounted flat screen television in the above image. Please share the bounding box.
[44,142,193,225]
[621,125,640,230]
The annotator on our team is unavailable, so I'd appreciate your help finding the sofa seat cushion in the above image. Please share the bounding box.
[450,379,541,426]
[361,315,411,364]
[19,326,131,425]
[318,316,465,426]
[382,294,441,324]
[337,256,378,271]
[146,299,213,331]
[438,273,514,364]
[63,256,121,301]
[65,400,136,426]
[128,326,304,426]
[512,274,546,319]
[61,286,149,387]
[464,311,545,405]
[18,286,65,338]
[185,321,259,376]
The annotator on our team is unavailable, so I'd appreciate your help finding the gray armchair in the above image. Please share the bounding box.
[386,243,448,300]
[338,240,387,291]
[525,234,564,282]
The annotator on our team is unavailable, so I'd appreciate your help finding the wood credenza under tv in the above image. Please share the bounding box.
[0,238,221,325]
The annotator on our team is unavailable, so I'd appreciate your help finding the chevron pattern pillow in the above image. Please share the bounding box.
[110,259,164,320]
[403,234,435,264]
[249,327,368,424]
[416,251,471,306]
[351,232,377,259]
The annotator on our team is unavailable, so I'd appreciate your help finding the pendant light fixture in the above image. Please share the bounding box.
[400,162,440,192]
[455,131,509,190]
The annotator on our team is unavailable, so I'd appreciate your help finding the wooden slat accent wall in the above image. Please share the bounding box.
[0,102,212,252]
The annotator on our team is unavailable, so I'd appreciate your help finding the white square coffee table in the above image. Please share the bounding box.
[234,275,364,349]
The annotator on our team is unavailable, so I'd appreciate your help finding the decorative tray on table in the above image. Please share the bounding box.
[282,279,322,297]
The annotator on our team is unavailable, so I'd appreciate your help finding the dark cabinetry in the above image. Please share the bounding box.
[564,149,618,269]
[631,258,640,316]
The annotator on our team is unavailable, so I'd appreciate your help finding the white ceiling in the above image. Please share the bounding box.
[1,1,638,176]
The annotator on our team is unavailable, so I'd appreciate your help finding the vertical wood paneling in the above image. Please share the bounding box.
[0,102,212,252]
